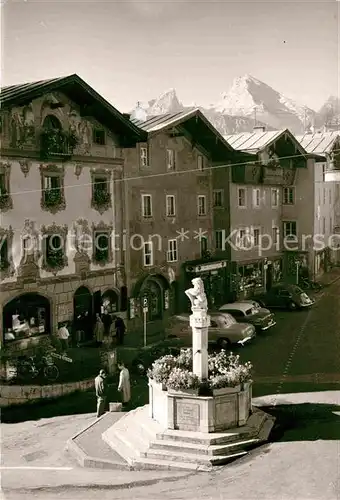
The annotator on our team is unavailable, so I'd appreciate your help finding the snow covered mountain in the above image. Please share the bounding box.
[132,75,335,135]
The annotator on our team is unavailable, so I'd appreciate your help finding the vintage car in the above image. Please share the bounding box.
[253,283,315,310]
[218,301,276,332]
[166,312,256,349]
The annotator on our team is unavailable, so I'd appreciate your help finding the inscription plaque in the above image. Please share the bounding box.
[176,402,200,430]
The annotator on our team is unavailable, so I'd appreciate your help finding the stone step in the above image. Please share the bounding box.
[156,427,253,446]
[142,449,248,468]
[131,457,214,472]
[149,437,260,456]
[257,415,276,442]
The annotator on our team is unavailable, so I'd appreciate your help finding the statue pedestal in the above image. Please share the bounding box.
[189,308,210,381]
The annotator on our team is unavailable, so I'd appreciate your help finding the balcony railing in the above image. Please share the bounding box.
[40,129,78,159]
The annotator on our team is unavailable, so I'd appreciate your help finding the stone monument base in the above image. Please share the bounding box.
[102,404,275,471]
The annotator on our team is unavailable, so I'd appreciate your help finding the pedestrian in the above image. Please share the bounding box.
[57,322,70,352]
[94,313,104,347]
[113,315,126,345]
[117,362,130,408]
[94,369,108,417]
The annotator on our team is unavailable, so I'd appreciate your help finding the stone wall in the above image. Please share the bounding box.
[0,378,94,407]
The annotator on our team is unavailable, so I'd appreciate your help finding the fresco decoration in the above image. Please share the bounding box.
[9,106,36,149]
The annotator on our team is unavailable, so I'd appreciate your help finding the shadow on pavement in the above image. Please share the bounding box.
[263,402,340,442]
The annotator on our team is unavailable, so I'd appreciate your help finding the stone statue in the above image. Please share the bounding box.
[185,277,208,312]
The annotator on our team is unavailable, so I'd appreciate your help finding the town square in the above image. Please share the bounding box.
[0,0,339,499]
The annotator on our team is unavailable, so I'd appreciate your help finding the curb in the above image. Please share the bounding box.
[66,412,131,471]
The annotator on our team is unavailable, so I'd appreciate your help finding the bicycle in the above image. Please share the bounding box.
[15,354,60,383]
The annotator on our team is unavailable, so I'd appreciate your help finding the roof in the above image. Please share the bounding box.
[224,129,306,155]
[0,74,146,145]
[295,131,340,155]
[131,108,250,163]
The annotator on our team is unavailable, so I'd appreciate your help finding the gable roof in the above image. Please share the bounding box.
[295,131,340,155]
[224,129,307,155]
[131,108,250,163]
[0,74,146,145]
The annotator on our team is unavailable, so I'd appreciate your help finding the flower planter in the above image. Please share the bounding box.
[148,378,168,427]
[212,385,241,396]
[168,388,199,397]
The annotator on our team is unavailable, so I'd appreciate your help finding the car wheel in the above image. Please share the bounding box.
[288,301,297,310]
[217,338,231,350]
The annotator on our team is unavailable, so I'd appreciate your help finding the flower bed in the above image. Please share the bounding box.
[147,349,252,394]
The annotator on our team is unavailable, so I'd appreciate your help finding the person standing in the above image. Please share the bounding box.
[94,313,104,347]
[57,322,70,352]
[94,369,108,417]
[117,362,130,408]
[113,315,126,345]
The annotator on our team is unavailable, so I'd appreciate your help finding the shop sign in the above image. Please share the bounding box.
[189,261,228,273]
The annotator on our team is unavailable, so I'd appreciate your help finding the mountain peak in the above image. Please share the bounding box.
[148,87,183,115]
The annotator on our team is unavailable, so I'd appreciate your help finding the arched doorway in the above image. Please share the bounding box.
[140,276,169,322]
[101,290,119,314]
[3,293,51,343]
[73,286,93,342]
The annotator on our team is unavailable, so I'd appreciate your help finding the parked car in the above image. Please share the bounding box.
[253,283,315,310]
[218,301,276,332]
[166,312,256,349]
[131,338,183,375]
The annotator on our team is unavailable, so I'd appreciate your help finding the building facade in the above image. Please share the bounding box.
[122,109,237,341]
[296,131,340,272]
[0,75,144,348]
[222,128,308,295]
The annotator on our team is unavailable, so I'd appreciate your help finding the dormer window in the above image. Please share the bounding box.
[93,129,106,145]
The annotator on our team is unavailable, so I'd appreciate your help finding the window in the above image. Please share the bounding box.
[166,195,176,216]
[45,234,64,269]
[323,188,326,205]
[238,187,246,207]
[43,175,62,207]
[167,239,178,262]
[143,242,153,266]
[93,129,106,145]
[213,190,223,207]
[94,232,110,263]
[140,146,149,167]
[197,195,206,216]
[166,149,176,170]
[200,236,208,256]
[283,221,297,238]
[215,230,224,250]
[0,163,12,210]
[252,228,260,246]
[0,235,9,270]
[283,187,295,205]
[271,188,279,207]
[237,229,246,249]
[272,226,279,245]
[253,188,261,207]
[93,176,110,207]
[0,173,6,195]
[197,155,204,171]
[142,194,152,217]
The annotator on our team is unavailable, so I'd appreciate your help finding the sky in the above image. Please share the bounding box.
[1,0,339,112]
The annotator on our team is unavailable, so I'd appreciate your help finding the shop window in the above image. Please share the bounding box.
[3,293,51,343]
[237,263,263,291]
[102,290,119,314]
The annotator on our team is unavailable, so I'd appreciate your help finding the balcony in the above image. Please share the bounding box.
[40,129,78,159]
[231,163,296,186]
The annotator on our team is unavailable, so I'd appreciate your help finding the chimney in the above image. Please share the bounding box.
[130,102,147,122]
[253,125,266,132]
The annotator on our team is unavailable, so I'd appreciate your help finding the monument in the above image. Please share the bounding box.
[102,279,276,471]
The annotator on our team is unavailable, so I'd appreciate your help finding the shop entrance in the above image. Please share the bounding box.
[73,286,93,342]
